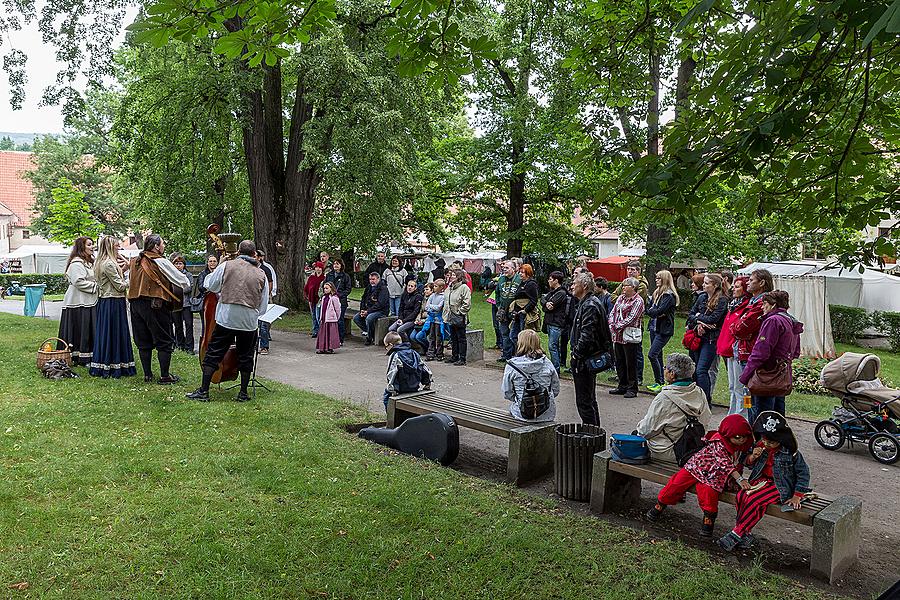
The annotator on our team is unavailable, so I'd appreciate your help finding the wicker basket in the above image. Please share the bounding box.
[37,337,72,369]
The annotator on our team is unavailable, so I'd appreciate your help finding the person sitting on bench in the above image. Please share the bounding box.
[501,329,559,422]
[635,353,711,463]
[383,332,432,411]
[645,414,753,537]
[354,271,390,346]
[717,411,812,551]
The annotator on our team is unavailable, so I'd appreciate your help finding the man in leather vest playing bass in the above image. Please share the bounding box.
[186,240,269,402]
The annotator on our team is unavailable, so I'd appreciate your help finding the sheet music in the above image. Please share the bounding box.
[259,304,289,324]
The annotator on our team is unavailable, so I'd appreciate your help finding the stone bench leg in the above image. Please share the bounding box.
[386,399,417,429]
[811,496,862,583]
[374,316,395,347]
[465,330,484,363]
[343,316,354,337]
[589,450,641,514]
[507,423,556,486]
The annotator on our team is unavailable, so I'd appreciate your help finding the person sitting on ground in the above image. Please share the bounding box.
[646,414,753,537]
[389,279,424,339]
[382,331,432,411]
[717,411,812,551]
[501,329,559,422]
[353,271,390,346]
[635,353,712,463]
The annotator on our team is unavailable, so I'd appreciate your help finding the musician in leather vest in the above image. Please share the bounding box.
[186,240,269,402]
[127,234,191,384]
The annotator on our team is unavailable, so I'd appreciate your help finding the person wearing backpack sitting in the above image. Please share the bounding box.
[382,332,433,411]
[635,353,712,463]
[501,329,559,422]
[645,413,754,537]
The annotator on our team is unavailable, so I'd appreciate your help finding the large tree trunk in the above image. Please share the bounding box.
[240,62,321,308]
[507,149,525,258]
[644,36,670,290]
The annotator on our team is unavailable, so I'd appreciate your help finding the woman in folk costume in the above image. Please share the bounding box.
[58,236,98,366]
[90,236,136,378]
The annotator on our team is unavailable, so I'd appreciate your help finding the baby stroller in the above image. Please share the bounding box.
[816,353,900,464]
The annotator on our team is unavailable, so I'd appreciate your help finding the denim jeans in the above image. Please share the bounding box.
[509,313,524,353]
[353,310,386,343]
[499,319,514,359]
[750,395,786,425]
[694,340,718,402]
[491,303,502,347]
[547,325,563,371]
[337,299,347,342]
[726,355,748,418]
[258,320,271,350]
[389,296,401,317]
[647,331,671,385]
[310,301,320,335]
[636,344,645,383]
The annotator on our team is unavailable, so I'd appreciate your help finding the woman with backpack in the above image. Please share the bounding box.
[501,329,559,422]
[635,353,712,463]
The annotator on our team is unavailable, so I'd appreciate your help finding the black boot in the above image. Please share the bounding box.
[700,511,717,537]
[645,502,665,522]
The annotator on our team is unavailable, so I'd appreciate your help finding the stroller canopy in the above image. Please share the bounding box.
[821,352,882,393]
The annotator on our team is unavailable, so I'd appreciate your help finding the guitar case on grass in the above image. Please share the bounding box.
[359,413,459,466]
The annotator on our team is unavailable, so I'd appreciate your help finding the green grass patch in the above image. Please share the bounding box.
[0,312,839,599]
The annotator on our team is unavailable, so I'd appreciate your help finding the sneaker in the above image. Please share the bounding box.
[444,357,457,364]
[316,350,324,354]
[259,348,269,355]
[453,360,466,366]
[645,503,665,522]
[647,383,663,393]
[235,391,251,402]
[186,388,210,401]
[609,388,626,395]
[624,390,637,398]
[607,374,619,382]
[717,531,742,552]
[737,533,756,549]
[700,513,717,537]
[158,374,180,385]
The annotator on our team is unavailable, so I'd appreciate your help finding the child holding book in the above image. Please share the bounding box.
[717,411,812,551]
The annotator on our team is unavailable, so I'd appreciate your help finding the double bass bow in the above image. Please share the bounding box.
[198,224,240,383]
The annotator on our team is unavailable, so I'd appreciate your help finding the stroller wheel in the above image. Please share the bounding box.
[868,433,899,465]
[814,420,845,451]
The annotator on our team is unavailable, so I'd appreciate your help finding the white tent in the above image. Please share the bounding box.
[737,261,823,277]
[772,275,835,358]
[1,244,69,274]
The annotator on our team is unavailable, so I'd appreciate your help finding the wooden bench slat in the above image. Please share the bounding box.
[395,395,523,437]
[607,459,829,525]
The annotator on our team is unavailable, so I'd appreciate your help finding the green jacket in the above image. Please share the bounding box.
[495,274,520,311]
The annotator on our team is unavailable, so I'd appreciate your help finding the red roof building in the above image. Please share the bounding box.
[0,151,48,251]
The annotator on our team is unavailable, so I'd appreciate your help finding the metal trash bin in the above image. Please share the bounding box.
[555,423,606,501]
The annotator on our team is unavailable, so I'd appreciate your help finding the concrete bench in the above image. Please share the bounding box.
[387,390,555,486]
[589,450,861,583]
[465,329,484,363]
[343,308,358,337]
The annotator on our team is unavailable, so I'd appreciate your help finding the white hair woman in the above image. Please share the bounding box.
[608,276,645,398]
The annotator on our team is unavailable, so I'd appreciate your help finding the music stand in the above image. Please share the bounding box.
[225,304,288,399]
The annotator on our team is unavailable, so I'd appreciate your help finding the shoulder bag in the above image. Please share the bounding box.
[747,360,792,396]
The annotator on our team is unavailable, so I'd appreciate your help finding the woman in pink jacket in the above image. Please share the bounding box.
[316,282,342,354]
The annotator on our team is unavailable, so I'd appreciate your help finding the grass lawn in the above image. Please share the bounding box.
[0,312,837,599]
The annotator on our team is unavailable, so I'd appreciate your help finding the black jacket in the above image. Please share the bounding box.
[687,291,728,341]
[398,289,424,323]
[570,294,612,370]
[361,281,390,314]
[646,291,677,337]
[364,260,387,279]
[512,278,540,314]
[325,271,352,301]
[540,286,569,329]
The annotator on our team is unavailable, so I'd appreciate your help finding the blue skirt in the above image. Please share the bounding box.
[90,297,137,378]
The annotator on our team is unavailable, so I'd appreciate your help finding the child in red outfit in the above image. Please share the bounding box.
[646,413,754,536]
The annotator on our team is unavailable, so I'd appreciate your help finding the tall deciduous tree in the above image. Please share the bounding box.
[45,178,103,245]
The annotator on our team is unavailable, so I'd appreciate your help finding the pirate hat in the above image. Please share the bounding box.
[752,411,797,454]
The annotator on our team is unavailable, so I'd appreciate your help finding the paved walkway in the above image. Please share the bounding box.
[3,297,896,593]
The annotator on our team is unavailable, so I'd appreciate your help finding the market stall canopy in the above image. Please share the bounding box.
[737,261,823,276]
[587,256,630,282]
[1,244,69,274]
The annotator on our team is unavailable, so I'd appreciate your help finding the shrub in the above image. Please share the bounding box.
[829,304,870,343]
[872,311,900,353]
[792,356,830,395]
[0,273,69,294]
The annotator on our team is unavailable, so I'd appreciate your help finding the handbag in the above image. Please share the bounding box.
[747,360,792,396]
[448,312,466,327]
[623,326,642,344]
[610,434,649,465]
[682,328,702,351]
[586,351,614,374]
[506,360,551,420]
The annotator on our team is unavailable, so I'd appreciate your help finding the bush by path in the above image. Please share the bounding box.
[0,312,842,599]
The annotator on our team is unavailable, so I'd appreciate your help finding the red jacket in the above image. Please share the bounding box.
[304,273,325,306]
[730,295,765,362]
[717,296,750,358]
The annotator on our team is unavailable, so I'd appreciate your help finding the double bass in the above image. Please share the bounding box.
[198,224,241,383]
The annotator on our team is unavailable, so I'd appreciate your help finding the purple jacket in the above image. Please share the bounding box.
[739,308,804,386]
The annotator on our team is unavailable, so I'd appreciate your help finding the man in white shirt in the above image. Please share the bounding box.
[186,240,269,402]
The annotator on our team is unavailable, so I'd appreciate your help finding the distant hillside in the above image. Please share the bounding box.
[0,132,59,149]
